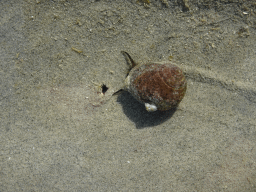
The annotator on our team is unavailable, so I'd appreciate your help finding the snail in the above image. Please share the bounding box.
[119,51,187,112]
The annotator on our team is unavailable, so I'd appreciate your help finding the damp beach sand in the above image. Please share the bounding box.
[1,1,256,191]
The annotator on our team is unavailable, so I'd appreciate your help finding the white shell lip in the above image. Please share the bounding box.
[124,75,131,90]
[145,103,157,112]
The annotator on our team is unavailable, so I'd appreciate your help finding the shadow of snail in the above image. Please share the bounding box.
[114,51,187,128]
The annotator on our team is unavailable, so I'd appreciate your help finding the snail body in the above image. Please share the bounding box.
[122,52,187,112]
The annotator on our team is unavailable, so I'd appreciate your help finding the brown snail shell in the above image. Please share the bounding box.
[122,52,187,112]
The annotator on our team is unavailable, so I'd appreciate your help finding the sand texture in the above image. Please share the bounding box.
[1,0,256,191]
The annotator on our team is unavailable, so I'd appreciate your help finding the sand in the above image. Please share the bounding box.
[1,0,256,191]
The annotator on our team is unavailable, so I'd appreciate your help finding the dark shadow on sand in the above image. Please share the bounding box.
[117,91,176,129]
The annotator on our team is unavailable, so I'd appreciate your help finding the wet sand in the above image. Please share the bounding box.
[1,0,256,191]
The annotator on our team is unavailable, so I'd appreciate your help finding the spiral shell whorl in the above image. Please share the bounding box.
[125,62,187,111]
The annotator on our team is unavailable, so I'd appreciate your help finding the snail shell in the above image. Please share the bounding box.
[122,52,187,112]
